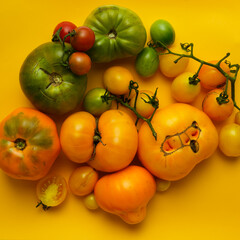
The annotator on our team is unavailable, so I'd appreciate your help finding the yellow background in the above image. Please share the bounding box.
[1,0,240,239]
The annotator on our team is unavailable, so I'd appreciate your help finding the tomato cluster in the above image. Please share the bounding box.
[53,21,95,76]
[0,5,240,226]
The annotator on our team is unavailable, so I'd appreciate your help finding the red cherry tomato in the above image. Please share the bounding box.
[53,21,77,43]
[69,52,92,75]
[70,26,95,52]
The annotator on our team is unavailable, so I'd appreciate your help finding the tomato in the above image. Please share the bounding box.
[198,61,229,90]
[83,88,112,117]
[60,111,96,163]
[83,193,99,210]
[202,88,234,121]
[135,47,159,77]
[171,72,201,103]
[150,19,175,47]
[60,110,138,172]
[94,165,156,224]
[156,179,171,192]
[69,52,91,76]
[235,111,240,125]
[87,110,138,172]
[159,45,189,78]
[19,42,87,115]
[129,90,157,118]
[103,66,133,95]
[70,26,95,52]
[219,123,240,157]
[53,21,77,43]
[138,103,218,181]
[68,166,98,196]
[84,5,146,62]
[0,108,61,180]
[36,175,68,210]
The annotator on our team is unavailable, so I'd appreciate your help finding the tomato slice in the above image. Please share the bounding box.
[36,175,68,210]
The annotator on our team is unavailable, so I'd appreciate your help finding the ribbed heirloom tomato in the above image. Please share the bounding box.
[138,103,218,181]
[94,165,156,224]
[0,108,61,180]
[60,110,138,172]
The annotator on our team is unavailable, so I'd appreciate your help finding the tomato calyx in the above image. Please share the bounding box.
[216,91,230,105]
[36,201,51,211]
[161,121,201,156]
[108,29,117,39]
[39,68,63,87]
[14,138,27,150]
[188,74,200,86]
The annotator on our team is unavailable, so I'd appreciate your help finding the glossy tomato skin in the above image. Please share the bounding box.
[83,88,112,117]
[198,61,229,90]
[94,165,156,224]
[70,26,95,52]
[60,111,96,163]
[150,19,175,47]
[53,21,77,43]
[69,52,92,75]
[19,42,87,115]
[88,110,138,172]
[0,108,61,180]
[202,88,234,121]
[138,103,218,181]
[84,5,147,63]
[135,47,159,77]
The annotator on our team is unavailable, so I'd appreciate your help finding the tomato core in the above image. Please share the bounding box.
[108,29,117,39]
[14,138,27,150]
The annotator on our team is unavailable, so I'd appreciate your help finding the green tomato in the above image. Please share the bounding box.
[83,193,99,210]
[135,47,159,77]
[83,88,112,117]
[156,178,171,192]
[84,5,147,63]
[150,19,175,47]
[19,42,87,115]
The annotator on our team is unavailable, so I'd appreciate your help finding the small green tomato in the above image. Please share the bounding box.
[83,193,99,210]
[156,178,171,192]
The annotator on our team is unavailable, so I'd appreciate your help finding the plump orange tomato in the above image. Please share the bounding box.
[138,103,218,181]
[198,60,229,90]
[0,108,61,180]
[68,166,98,196]
[36,175,68,210]
[60,111,96,163]
[88,110,138,172]
[94,165,156,224]
[202,88,234,121]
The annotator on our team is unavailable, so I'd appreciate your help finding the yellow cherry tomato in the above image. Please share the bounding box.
[103,66,133,95]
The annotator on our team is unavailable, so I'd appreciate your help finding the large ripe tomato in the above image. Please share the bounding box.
[138,103,218,181]
[202,88,234,121]
[0,108,61,180]
[94,165,156,224]
[19,42,87,115]
[88,110,138,172]
[60,110,138,172]
[198,61,229,90]
[84,5,146,62]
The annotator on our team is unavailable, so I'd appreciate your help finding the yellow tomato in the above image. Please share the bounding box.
[103,66,133,95]
[159,45,189,78]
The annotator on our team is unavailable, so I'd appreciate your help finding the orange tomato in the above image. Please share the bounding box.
[0,108,61,180]
[138,103,218,181]
[68,166,98,196]
[60,111,96,163]
[88,110,138,172]
[94,165,156,224]
[202,88,234,121]
[198,60,229,90]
